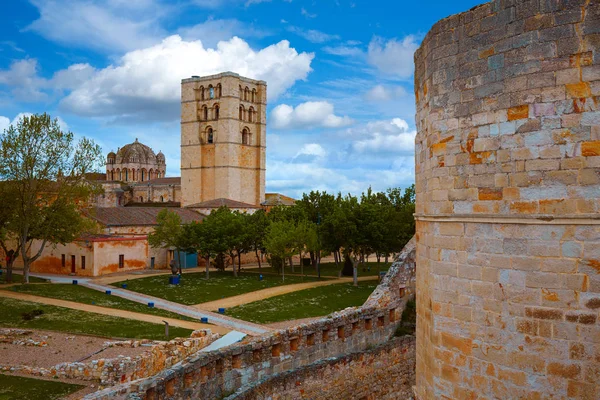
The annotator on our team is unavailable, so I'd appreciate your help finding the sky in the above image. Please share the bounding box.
[0,0,483,199]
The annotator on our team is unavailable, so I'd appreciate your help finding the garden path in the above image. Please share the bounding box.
[192,276,379,311]
[0,289,226,333]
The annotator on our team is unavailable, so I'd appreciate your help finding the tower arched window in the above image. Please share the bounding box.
[200,86,205,100]
[239,105,245,121]
[110,170,114,180]
[248,106,254,123]
[140,196,143,202]
[202,105,208,121]
[252,89,256,102]
[242,128,250,145]
[209,85,215,99]
[239,85,243,100]
[160,196,164,202]
[213,104,219,120]
[125,169,129,181]
[207,127,214,144]
[217,83,222,98]
[244,87,249,101]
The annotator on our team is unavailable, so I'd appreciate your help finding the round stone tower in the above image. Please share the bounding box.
[414,0,600,398]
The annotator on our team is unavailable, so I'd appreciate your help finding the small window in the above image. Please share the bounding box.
[207,127,214,144]
[119,255,124,268]
[239,105,244,121]
[209,86,215,99]
[242,128,250,145]
[200,86,205,100]
[160,196,164,202]
[214,104,219,120]
[244,87,249,101]
[248,107,254,123]
[252,88,256,102]
[140,196,143,202]
[61,254,66,267]
[81,256,86,270]
[239,85,243,100]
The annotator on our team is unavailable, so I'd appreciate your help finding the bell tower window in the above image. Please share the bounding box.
[207,127,214,144]
[242,128,250,145]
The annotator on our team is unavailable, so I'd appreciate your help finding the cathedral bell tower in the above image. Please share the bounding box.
[180,72,266,207]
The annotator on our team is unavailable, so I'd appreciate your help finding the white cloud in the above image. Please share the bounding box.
[25,0,166,53]
[322,45,363,57]
[59,35,313,121]
[346,118,415,154]
[0,59,46,101]
[301,7,317,18]
[51,63,97,90]
[286,26,340,43]
[178,18,271,48]
[270,101,352,130]
[0,113,69,133]
[0,116,10,132]
[365,84,407,101]
[367,36,419,79]
[295,143,326,158]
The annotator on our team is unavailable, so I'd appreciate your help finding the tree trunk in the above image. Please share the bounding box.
[289,256,294,273]
[231,254,238,277]
[237,250,242,273]
[255,249,262,269]
[352,258,359,287]
[333,251,338,267]
[205,256,210,279]
[176,249,182,275]
[385,254,389,263]
[376,253,381,263]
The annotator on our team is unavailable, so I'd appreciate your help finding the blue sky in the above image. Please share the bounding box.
[0,0,482,198]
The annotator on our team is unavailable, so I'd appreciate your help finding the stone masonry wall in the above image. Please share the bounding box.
[1,331,219,388]
[414,1,600,399]
[223,336,416,400]
[84,237,416,400]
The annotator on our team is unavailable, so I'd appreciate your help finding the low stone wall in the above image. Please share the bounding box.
[1,330,219,387]
[84,237,416,400]
[224,336,416,400]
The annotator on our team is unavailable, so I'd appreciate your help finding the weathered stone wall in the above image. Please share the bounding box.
[223,336,416,400]
[414,1,600,398]
[1,330,218,387]
[84,237,416,400]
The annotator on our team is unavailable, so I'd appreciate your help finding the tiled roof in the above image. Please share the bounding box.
[125,201,181,208]
[87,207,204,226]
[84,172,107,182]
[186,198,261,209]
[262,193,296,206]
[134,177,181,186]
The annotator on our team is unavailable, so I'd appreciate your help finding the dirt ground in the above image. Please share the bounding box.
[0,329,149,369]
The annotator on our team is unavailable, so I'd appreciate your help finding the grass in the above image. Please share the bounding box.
[226,282,379,324]
[244,261,390,278]
[9,283,198,322]
[112,271,322,305]
[0,297,193,339]
[0,272,47,284]
[0,374,84,400]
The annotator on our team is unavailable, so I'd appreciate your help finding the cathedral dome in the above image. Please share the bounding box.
[115,138,157,164]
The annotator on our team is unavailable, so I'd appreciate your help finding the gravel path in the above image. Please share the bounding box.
[193,276,379,310]
[0,290,229,334]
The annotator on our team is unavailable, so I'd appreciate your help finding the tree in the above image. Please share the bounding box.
[264,220,296,281]
[0,183,19,283]
[246,210,269,269]
[293,220,318,277]
[0,113,102,283]
[185,221,213,279]
[148,209,186,275]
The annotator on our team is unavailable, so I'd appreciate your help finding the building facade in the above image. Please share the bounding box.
[106,139,166,183]
[180,72,267,208]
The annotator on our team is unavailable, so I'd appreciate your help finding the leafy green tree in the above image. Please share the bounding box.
[184,221,213,279]
[0,182,21,283]
[148,209,186,275]
[264,220,296,281]
[0,113,102,283]
[293,220,318,277]
[246,210,269,269]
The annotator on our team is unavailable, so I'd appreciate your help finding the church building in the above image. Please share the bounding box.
[19,72,289,277]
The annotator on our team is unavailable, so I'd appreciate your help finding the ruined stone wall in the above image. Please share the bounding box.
[84,237,416,400]
[1,330,218,387]
[223,336,416,400]
[414,1,600,398]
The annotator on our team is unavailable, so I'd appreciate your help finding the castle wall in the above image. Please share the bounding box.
[414,1,600,398]
[223,336,416,400]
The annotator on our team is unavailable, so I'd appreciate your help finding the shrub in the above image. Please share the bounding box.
[21,309,44,321]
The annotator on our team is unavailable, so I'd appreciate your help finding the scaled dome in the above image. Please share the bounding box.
[115,138,157,164]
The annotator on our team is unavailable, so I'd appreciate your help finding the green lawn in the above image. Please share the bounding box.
[0,273,46,284]
[226,282,379,324]
[112,271,322,305]
[245,261,390,278]
[0,297,193,339]
[9,283,198,322]
[0,374,84,400]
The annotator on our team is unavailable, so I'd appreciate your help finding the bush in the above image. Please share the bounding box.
[21,309,44,321]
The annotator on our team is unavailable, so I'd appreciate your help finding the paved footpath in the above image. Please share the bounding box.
[0,289,230,334]
[194,276,379,311]
[27,273,271,336]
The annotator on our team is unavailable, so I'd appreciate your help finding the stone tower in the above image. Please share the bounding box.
[414,0,599,398]
[180,72,266,207]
